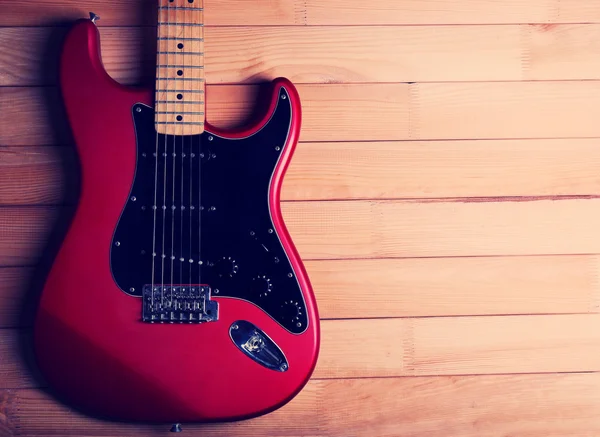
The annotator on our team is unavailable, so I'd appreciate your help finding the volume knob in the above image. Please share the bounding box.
[213,256,238,278]
[250,275,272,298]
[280,300,302,322]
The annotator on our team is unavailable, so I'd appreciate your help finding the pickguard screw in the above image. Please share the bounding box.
[214,289,220,294]
[136,107,142,113]
[130,196,136,202]
[296,322,302,328]
[250,231,255,236]
[281,94,287,100]
[232,324,238,330]
[274,257,280,263]
[288,273,293,278]
[275,146,281,151]
[268,229,274,234]
[115,241,121,247]
[208,136,214,141]
[130,287,135,292]
[280,363,288,371]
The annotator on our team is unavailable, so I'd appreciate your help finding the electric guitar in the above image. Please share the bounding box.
[33,1,319,426]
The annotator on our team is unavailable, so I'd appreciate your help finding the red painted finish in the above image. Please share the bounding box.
[33,19,319,423]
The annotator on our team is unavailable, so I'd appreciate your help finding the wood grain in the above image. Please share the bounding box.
[4,0,600,26]
[8,25,600,86]
[6,82,600,146]
[2,374,600,436]
[3,140,600,204]
[2,254,598,327]
[5,315,600,388]
[4,199,600,264]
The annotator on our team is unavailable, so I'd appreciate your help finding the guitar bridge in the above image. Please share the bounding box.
[142,285,219,323]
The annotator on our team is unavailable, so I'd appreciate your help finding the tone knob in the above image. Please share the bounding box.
[250,275,272,298]
[213,256,238,278]
[280,300,302,322]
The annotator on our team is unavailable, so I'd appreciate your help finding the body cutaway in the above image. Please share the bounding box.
[33,19,319,422]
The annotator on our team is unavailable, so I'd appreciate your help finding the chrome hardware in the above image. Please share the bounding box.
[89,12,100,24]
[230,321,288,372]
[170,423,182,433]
[142,285,218,323]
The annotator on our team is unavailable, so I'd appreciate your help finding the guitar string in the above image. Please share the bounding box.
[196,0,206,287]
[170,8,177,303]
[151,1,163,309]
[187,5,194,290]
[159,0,171,307]
[182,6,188,290]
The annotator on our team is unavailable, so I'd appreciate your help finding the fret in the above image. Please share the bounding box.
[156,111,206,115]
[156,0,205,135]
[158,6,203,11]
[158,22,204,27]
[155,89,205,93]
[156,78,205,82]
[156,65,205,69]
[157,37,205,41]
[156,100,203,104]
[156,121,205,125]
[157,51,204,55]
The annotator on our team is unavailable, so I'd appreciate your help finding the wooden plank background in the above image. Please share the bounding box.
[2,0,600,435]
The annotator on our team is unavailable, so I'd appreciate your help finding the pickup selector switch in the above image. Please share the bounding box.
[213,256,238,278]
[251,275,272,298]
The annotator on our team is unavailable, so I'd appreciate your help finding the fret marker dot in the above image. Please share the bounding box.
[178,43,184,49]
[177,115,183,121]
[177,93,183,100]
[177,70,183,76]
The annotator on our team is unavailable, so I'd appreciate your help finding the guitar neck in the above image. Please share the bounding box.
[155,0,205,135]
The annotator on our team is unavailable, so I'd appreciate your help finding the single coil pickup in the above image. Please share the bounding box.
[142,285,219,323]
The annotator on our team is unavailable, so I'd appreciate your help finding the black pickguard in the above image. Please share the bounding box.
[110,89,307,334]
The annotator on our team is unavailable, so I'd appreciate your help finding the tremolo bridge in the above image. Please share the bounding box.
[142,285,219,323]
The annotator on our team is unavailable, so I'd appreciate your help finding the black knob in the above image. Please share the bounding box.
[213,256,238,278]
[280,300,302,322]
[250,275,272,298]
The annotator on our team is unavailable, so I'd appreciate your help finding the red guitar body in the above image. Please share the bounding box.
[33,19,319,423]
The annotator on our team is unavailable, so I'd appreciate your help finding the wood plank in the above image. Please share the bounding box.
[9,25,600,87]
[412,81,600,140]
[5,139,600,204]
[5,315,600,388]
[1,25,525,86]
[4,198,600,264]
[4,0,600,26]
[317,315,600,378]
[3,374,600,436]
[2,254,598,328]
[7,82,600,146]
